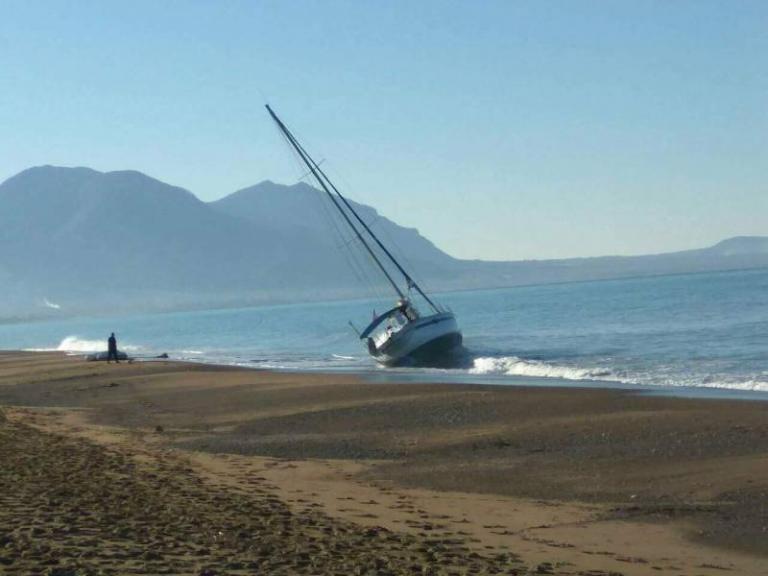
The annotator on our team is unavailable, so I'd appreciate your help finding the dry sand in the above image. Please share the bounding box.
[1,351,767,575]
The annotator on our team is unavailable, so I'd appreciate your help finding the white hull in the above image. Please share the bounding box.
[371,312,462,366]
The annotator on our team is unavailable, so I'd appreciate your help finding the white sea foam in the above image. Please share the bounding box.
[26,336,142,354]
[707,380,768,392]
[469,355,768,393]
[470,356,615,381]
[644,376,768,393]
[57,336,106,352]
[42,298,61,310]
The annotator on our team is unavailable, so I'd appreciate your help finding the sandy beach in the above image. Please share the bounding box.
[1,351,767,575]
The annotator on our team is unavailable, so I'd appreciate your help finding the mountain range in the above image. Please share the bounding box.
[1,165,766,321]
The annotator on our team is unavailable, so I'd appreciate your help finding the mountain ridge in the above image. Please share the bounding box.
[0,165,765,320]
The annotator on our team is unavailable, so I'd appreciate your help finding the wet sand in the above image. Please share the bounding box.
[1,351,767,575]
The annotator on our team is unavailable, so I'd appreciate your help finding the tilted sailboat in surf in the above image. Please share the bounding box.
[266,105,462,366]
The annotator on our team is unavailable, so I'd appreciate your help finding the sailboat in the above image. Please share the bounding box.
[266,105,463,366]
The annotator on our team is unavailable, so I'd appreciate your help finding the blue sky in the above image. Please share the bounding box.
[1,0,765,260]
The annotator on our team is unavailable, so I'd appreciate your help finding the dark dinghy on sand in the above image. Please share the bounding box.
[86,350,130,362]
[86,351,169,362]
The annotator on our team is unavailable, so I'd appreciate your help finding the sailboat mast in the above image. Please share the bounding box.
[265,105,406,301]
[265,105,440,314]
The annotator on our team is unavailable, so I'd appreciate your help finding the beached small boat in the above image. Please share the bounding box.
[86,350,129,362]
[266,105,463,366]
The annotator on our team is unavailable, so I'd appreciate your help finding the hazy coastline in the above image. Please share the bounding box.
[2,166,767,321]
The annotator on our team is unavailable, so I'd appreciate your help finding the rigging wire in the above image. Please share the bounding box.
[268,122,388,302]
[317,184,396,303]
[266,105,407,302]
[302,155,390,302]
[320,197,387,301]
[297,144,440,312]
[315,163,418,303]
[321,160,440,309]
[377,221,437,303]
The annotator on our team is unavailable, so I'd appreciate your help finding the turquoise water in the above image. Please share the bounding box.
[1,268,767,394]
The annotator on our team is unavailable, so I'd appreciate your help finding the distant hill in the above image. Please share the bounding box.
[211,180,453,266]
[0,165,766,320]
[0,166,362,318]
[707,236,768,256]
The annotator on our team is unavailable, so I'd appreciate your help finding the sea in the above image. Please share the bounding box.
[1,268,767,398]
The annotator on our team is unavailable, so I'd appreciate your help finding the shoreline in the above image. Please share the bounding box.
[10,345,765,402]
[65,350,768,402]
[359,368,768,401]
[2,351,768,574]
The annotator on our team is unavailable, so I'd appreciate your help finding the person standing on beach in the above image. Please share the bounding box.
[107,332,119,364]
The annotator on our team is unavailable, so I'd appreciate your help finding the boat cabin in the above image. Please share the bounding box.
[361,300,420,352]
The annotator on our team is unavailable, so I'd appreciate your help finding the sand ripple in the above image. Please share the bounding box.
[0,412,590,575]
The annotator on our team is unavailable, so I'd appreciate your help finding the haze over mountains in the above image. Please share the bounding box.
[1,166,766,321]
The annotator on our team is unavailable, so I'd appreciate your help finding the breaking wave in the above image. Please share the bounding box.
[468,355,768,393]
[719,380,768,393]
[42,298,61,310]
[638,376,768,393]
[56,336,107,352]
[470,356,615,381]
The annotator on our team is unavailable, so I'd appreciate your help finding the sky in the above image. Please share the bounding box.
[0,0,766,260]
